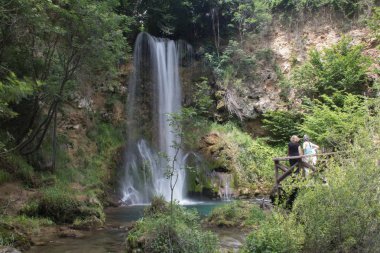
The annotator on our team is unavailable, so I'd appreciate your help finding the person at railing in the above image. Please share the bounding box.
[288,135,302,172]
[302,135,319,176]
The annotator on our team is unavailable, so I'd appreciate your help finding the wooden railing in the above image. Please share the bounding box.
[271,152,340,198]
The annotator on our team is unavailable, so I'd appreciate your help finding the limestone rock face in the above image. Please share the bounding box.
[217,72,281,120]
[194,9,379,121]
[198,132,236,173]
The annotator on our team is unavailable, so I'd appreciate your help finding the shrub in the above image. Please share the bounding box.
[262,110,304,145]
[1,215,53,235]
[368,7,380,42]
[292,141,380,252]
[0,222,31,250]
[35,186,82,224]
[207,201,266,227]
[269,0,373,16]
[291,37,371,97]
[299,93,371,148]
[22,185,105,225]
[143,195,169,217]
[243,211,305,253]
[192,77,214,116]
[126,203,218,253]
[194,122,283,192]
[4,154,36,186]
[0,170,11,185]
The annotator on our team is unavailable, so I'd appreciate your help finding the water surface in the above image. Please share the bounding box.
[27,202,232,253]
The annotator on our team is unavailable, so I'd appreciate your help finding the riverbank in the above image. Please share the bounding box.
[26,201,256,253]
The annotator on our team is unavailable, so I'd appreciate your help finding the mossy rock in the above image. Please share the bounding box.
[207,201,264,228]
[0,223,31,251]
[21,191,105,226]
[72,216,104,230]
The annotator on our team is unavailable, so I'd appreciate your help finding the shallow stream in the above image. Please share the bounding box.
[27,202,246,253]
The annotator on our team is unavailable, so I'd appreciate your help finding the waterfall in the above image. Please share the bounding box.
[121,32,192,205]
[214,172,233,201]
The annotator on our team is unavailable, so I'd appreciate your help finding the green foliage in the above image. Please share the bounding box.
[291,37,371,96]
[262,110,304,145]
[124,0,271,42]
[192,77,214,115]
[0,73,35,119]
[207,201,266,227]
[299,93,371,148]
[0,222,30,250]
[292,136,380,252]
[126,202,218,253]
[205,40,256,87]
[1,215,53,235]
[243,211,305,253]
[88,122,124,154]
[33,186,82,224]
[0,73,35,152]
[223,0,272,40]
[3,154,36,186]
[368,7,380,42]
[0,170,11,185]
[269,0,374,16]
[183,119,282,191]
[22,185,105,225]
[144,196,170,217]
[247,101,380,253]
[84,122,124,186]
[0,0,129,157]
[211,123,283,186]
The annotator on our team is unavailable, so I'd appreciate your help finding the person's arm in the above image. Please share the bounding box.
[311,142,319,149]
[298,145,303,155]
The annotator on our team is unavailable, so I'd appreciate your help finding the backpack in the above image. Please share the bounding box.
[304,142,315,155]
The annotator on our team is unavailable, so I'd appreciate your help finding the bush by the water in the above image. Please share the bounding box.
[126,197,218,253]
[292,141,380,252]
[21,185,105,225]
[207,201,266,227]
[242,211,304,253]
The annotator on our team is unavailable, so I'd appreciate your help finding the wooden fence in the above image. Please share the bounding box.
[271,152,340,198]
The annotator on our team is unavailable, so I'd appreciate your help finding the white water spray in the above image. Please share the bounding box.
[121,32,192,205]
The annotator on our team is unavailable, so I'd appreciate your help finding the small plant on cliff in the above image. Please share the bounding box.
[368,6,380,43]
[291,37,371,97]
[299,93,372,148]
[262,110,304,145]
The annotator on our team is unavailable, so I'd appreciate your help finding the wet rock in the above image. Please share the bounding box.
[58,227,85,238]
[0,246,22,253]
[72,216,104,230]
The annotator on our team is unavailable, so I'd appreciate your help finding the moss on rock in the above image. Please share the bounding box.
[0,223,31,251]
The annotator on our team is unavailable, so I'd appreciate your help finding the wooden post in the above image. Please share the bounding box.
[297,158,302,176]
[274,160,279,197]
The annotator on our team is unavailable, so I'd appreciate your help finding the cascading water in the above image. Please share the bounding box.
[121,32,192,205]
[214,172,233,201]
